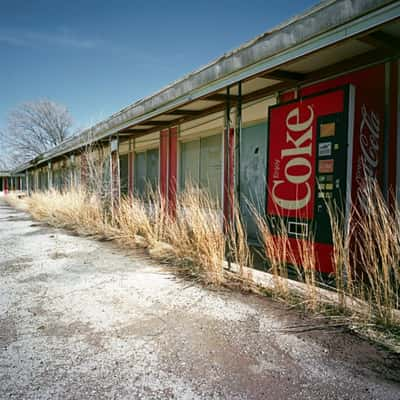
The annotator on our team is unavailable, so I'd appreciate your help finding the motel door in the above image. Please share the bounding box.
[266,86,355,273]
[240,122,268,242]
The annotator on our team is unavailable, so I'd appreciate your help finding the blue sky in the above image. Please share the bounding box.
[1,0,317,132]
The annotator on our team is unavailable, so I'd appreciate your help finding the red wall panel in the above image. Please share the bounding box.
[159,129,169,201]
[223,127,235,231]
[168,127,178,217]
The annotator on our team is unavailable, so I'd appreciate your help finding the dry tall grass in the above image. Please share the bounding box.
[253,180,400,328]
[5,177,399,329]
[26,189,112,237]
[330,181,400,327]
[13,186,249,285]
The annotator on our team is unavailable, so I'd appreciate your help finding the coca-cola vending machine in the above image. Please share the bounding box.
[267,74,384,274]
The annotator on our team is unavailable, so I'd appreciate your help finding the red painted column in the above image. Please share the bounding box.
[223,127,235,232]
[159,129,169,204]
[4,176,8,194]
[168,127,178,217]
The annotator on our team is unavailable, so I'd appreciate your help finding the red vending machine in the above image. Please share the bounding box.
[267,63,386,274]
[267,85,356,274]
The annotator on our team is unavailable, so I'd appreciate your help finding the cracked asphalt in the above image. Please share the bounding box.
[0,198,400,399]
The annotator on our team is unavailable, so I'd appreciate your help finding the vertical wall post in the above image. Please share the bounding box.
[159,127,178,217]
[168,126,178,218]
[223,86,235,268]
[26,171,29,194]
[397,60,400,203]
[128,139,134,197]
[235,81,242,216]
[160,128,169,208]
[110,136,120,212]
[223,87,235,231]
[48,162,52,190]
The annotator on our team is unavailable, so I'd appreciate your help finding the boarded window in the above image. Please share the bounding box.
[180,134,222,204]
[134,148,159,197]
[119,154,129,196]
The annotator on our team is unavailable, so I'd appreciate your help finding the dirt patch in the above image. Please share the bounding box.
[0,257,33,275]
[0,316,17,347]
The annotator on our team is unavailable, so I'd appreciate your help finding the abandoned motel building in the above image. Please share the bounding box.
[1,0,400,274]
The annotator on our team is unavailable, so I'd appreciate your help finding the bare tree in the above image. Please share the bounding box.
[0,100,73,167]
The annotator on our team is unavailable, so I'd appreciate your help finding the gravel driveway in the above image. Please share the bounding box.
[0,199,399,399]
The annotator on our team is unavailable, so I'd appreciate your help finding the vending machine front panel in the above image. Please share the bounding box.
[267,86,355,273]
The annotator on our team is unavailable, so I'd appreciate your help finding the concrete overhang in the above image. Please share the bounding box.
[12,0,400,173]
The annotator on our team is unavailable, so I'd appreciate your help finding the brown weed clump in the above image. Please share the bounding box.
[330,181,400,327]
[253,179,400,328]
[19,185,249,286]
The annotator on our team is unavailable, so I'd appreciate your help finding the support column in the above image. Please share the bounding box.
[159,127,178,217]
[168,127,178,217]
[69,156,74,189]
[110,136,120,210]
[160,129,169,205]
[4,176,8,194]
[35,171,38,191]
[128,139,134,197]
[223,86,235,233]
[26,171,29,194]
[48,162,52,190]
[235,81,242,216]
[388,60,398,206]
[397,60,400,202]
